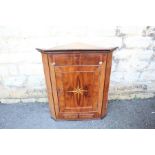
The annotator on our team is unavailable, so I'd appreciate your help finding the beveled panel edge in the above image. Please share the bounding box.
[36,47,118,54]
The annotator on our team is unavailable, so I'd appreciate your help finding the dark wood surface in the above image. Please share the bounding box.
[37,48,117,53]
[37,45,117,120]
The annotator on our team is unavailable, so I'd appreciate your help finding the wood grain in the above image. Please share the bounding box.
[41,53,56,119]
[48,56,60,117]
[37,48,116,120]
[97,56,107,115]
[54,65,100,113]
[101,52,113,118]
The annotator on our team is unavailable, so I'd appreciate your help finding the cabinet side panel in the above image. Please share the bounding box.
[97,56,107,115]
[48,59,60,117]
[101,52,113,117]
[42,53,56,119]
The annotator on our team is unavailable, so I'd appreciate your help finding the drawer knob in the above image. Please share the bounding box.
[52,62,55,66]
[99,61,103,65]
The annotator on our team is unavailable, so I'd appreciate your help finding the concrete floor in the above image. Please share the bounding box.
[0,98,155,129]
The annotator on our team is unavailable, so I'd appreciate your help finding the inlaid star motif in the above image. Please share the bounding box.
[67,84,88,102]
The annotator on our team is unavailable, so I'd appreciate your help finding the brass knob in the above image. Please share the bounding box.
[99,61,103,65]
[52,62,55,66]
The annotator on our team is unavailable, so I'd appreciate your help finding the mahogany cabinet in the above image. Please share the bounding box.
[37,43,117,120]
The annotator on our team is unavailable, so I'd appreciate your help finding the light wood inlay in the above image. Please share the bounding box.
[66,77,88,106]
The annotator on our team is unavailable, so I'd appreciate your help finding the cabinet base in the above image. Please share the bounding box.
[50,113,107,121]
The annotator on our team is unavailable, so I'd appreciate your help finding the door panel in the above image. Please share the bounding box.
[55,66,99,113]
[48,53,107,119]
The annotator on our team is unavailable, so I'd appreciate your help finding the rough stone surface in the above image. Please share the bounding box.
[0,26,155,103]
[0,98,154,129]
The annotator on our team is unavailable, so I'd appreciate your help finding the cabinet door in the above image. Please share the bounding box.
[48,53,107,119]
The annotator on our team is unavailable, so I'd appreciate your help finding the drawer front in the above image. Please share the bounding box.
[58,113,79,120]
[48,53,107,65]
[78,113,95,119]
[58,112,100,120]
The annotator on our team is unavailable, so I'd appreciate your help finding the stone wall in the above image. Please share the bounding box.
[0,26,155,103]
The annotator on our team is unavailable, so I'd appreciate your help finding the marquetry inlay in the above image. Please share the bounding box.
[67,85,88,95]
[66,79,88,104]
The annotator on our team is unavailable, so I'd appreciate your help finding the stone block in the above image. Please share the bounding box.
[36,98,48,103]
[0,99,21,104]
[113,49,134,60]
[0,52,42,63]
[133,49,154,60]
[125,36,151,48]
[3,75,27,87]
[109,92,155,100]
[26,75,46,89]
[142,26,155,37]
[110,71,125,83]
[147,81,155,92]
[147,61,155,70]
[0,64,18,77]
[85,27,116,37]
[111,71,140,84]
[20,98,36,103]
[81,36,122,48]
[123,71,140,83]
[114,50,153,72]
[113,49,154,60]
[116,26,145,36]
[18,64,44,75]
[139,71,155,81]
[111,60,118,72]
[0,85,10,98]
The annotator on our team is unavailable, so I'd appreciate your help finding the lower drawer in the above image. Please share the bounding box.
[78,113,95,119]
[58,113,78,120]
[57,112,99,120]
